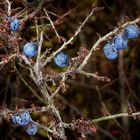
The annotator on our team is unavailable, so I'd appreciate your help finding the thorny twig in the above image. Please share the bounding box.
[0,53,17,66]
[44,9,61,41]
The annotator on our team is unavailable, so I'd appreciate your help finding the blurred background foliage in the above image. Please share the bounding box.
[0,0,140,139]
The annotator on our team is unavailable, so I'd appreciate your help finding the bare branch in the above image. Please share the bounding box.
[93,111,140,123]
[5,0,11,16]
[44,8,61,40]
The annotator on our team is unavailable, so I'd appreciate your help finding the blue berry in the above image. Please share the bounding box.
[103,43,118,60]
[54,51,69,67]
[10,18,19,31]
[11,112,31,126]
[23,42,38,57]
[113,33,128,50]
[26,123,38,136]
[124,24,140,39]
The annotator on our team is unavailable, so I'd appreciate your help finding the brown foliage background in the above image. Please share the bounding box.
[0,0,140,140]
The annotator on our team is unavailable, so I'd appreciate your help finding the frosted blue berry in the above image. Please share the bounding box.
[11,112,31,126]
[124,24,140,39]
[54,51,69,67]
[26,123,38,136]
[113,33,128,50]
[10,18,19,31]
[103,43,118,60]
[23,42,38,57]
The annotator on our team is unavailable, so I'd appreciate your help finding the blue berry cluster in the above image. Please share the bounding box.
[103,24,140,60]
[11,111,38,136]
[23,42,38,57]
[54,51,69,68]
[11,111,31,126]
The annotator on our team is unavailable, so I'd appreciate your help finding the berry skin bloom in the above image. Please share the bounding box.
[103,43,118,60]
[23,42,38,57]
[11,112,19,124]
[26,123,38,136]
[54,51,69,67]
[113,33,128,50]
[124,24,140,39]
[10,18,19,31]
[11,112,31,126]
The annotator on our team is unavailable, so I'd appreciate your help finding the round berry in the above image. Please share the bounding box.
[23,42,38,57]
[26,123,38,136]
[124,24,140,39]
[10,18,19,31]
[11,112,31,126]
[54,51,69,67]
[113,33,128,50]
[103,43,118,60]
